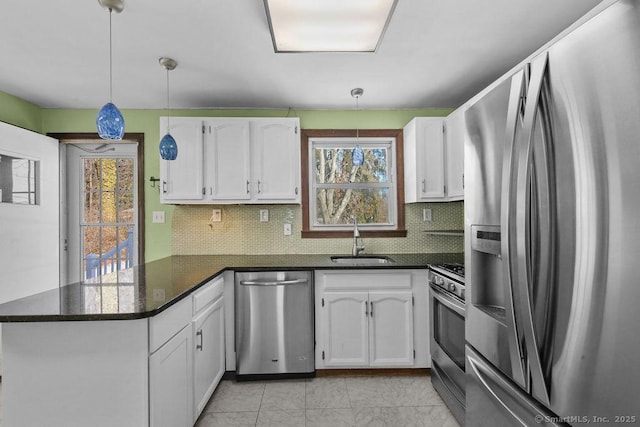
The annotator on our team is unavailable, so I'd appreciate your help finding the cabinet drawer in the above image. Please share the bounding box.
[318,270,412,291]
[193,276,224,315]
[149,297,193,354]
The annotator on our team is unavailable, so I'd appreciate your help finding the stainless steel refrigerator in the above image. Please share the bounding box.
[464,0,640,425]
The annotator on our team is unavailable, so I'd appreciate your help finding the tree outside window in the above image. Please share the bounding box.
[301,129,406,238]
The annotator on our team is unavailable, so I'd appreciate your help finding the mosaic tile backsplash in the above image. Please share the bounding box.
[172,202,463,255]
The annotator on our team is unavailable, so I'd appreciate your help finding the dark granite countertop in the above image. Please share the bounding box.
[0,253,463,322]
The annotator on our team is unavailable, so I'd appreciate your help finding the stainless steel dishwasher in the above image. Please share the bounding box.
[235,271,314,379]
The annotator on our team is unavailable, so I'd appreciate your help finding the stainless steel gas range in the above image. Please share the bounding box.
[428,263,465,426]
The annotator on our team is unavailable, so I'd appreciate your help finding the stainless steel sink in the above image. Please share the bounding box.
[330,255,395,265]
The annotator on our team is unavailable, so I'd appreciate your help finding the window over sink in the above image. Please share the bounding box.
[301,129,406,238]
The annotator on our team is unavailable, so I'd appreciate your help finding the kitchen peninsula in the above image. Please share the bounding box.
[0,253,461,427]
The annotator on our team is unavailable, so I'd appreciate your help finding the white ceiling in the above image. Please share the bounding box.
[0,0,603,110]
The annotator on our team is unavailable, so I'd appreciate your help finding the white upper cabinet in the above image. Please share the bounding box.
[160,118,205,201]
[403,116,464,202]
[404,117,445,201]
[444,109,465,200]
[160,117,300,204]
[205,120,252,201]
[252,119,301,202]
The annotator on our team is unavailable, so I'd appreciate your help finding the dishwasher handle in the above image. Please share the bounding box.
[239,278,308,286]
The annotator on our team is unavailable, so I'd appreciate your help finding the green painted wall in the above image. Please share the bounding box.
[40,107,453,261]
[0,91,42,132]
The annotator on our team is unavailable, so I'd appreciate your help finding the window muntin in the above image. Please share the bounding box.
[309,137,397,230]
[0,153,39,205]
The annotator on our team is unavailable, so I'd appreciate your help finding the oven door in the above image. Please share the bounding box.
[430,283,466,423]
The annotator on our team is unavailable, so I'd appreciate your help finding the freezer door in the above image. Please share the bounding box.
[466,345,569,427]
[515,0,640,421]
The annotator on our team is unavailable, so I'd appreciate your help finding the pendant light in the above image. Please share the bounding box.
[158,57,178,160]
[96,0,125,140]
[351,88,364,166]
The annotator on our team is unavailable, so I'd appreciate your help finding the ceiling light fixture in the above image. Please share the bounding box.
[264,0,398,53]
[351,88,364,167]
[158,57,178,161]
[96,0,125,140]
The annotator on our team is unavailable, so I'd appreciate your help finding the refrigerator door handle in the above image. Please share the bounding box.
[500,68,528,389]
[515,51,551,406]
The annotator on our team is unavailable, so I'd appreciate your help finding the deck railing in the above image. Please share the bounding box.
[85,228,134,279]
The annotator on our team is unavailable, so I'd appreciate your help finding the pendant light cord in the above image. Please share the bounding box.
[109,8,114,103]
[166,68,171,133]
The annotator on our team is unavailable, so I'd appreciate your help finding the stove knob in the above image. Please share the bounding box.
[460,289,466,299]
[448,283,456,292]
[435,276,444,286]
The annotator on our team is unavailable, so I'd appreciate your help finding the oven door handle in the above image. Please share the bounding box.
[429,283,465,317]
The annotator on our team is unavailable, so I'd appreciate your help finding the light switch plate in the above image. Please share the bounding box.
[284,223,292,236]
[260,209,269,222]
[423,208,432,222]
[211,209,222,222]
[152,211,165,223]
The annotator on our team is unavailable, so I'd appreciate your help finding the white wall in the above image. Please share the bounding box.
[0,122,60,375]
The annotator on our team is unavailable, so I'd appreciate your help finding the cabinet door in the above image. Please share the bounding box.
[193,297,225,420]
[369,291,414,367]
[149,325,193,427]
[160,118,204,202]
[252,119,300,203]
[445,110,464,200]
[417,118,446,199]
[322,292,369,367]
[206,120,251,201]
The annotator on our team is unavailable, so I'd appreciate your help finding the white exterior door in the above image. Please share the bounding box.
[322,292,369,367]
[206,120,251,201]
[149,325,193,427]
[369,291,414,366]
[252,119,300,202]
[65,143,138,285]
[160,118,204,201]
[193,297,225,420]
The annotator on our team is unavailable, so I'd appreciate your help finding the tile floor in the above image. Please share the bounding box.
[195,374,460,427]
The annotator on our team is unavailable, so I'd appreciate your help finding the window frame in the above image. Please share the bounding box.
[301,129,406,238]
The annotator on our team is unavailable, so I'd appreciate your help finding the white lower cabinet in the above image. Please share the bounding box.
[369,292,414,366]
[316,270,426,369]
[322,290,414,367]
[150,325,194,427]
[149,276,226,427]
[193,295,225,420]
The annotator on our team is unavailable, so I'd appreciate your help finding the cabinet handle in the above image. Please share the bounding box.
[196,329,203,351]
[295,187,299,195]
[370,301,374,317]
[421,179,426,193]
[365,302,368,317]
[257,180,262,193]
[162,180,167,194]
[209,187,212,196]
[246,180,250,194]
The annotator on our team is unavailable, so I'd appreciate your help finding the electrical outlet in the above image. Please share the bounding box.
[152,211,165,223]
[211,209,222,222]
[423,208,432,222]
[260,209,269,222]
[284,223,292,236]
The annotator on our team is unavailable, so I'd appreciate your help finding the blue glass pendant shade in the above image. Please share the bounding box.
[159,133,178,160]
[96,102,125,140]
[352,145,364,166]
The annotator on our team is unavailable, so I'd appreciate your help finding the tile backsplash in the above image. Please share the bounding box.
[172,202,463,255]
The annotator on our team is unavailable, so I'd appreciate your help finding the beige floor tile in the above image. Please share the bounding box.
[260,380,306,410]
[305,377,351,409]
[256,409,305,427]
[306,408,356,427]
[195,411,258,427]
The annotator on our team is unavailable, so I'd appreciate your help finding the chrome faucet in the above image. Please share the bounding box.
[351,216,365,256]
